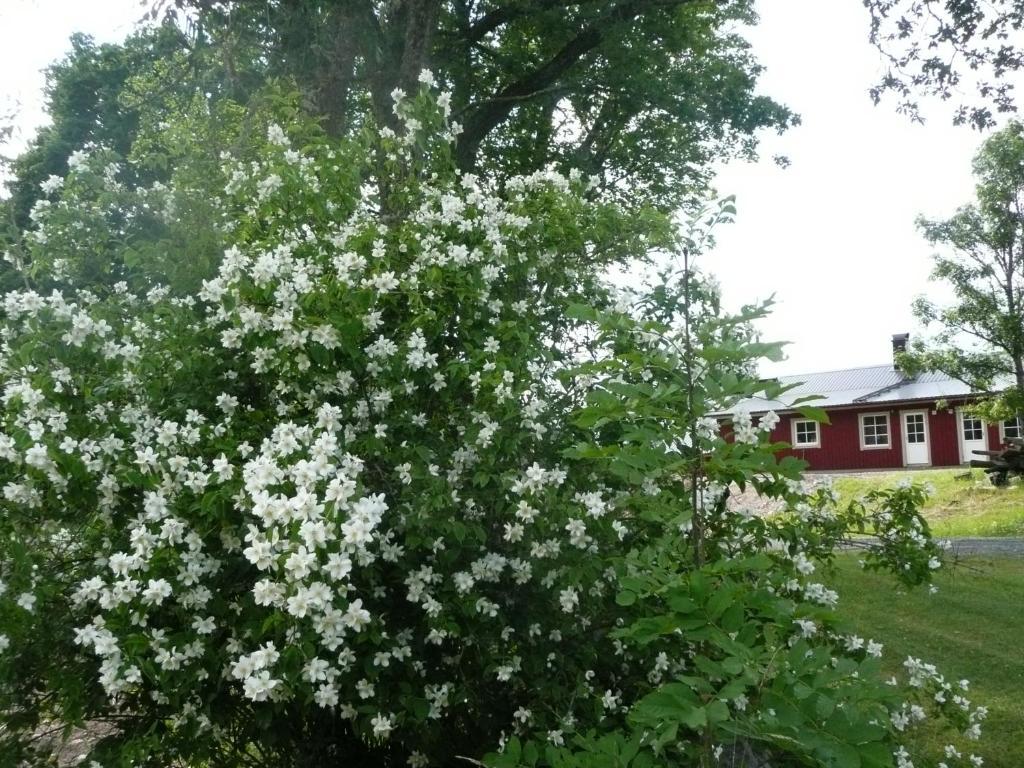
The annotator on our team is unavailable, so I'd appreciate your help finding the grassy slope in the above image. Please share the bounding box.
[828,556,1024,768]
[828,469,1024,537]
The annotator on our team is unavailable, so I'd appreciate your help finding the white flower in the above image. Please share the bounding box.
[212,454,233,481]
[303,657,330,683]
[243,670,280,701]
[266,123,289,146]
[16,592,36,612]
[342,599,371,631]
[371,712,394,738]
[314,682,339,708]
[141,579,173,606]
[41,174,64,194]
[325,553,353,581]
[759,410,780,432]
[794,618,817,638]
[559,586,579,614]
[256,174,283,201]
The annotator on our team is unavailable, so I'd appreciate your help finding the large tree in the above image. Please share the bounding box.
[908,120,1024,417]
[150,0,797,210]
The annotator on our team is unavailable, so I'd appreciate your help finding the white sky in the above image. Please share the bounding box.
[0,0,1010,378]
[712,1,996,377]
[0,0,143,151]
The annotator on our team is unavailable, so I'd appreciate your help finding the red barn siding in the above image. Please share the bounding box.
[988,423,1002,452]
[928,408,961,467]
[721,396,1000,472]
[772,409,904,471]
[756,399,986,471]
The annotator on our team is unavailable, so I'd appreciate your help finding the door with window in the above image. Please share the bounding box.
[901,410,930,466]
[958,410,988,464]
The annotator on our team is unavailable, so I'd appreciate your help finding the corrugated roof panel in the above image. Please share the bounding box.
[859,378,975,403]
[723,363,978,414]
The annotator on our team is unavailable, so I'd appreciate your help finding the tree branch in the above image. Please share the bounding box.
[455,0,696,169]
[465,0,605,42]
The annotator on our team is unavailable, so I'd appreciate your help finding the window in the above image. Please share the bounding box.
[860,413,890,449]
[905,413,926,444]
[962,415,984,442]
[1002,416,1023,441]
[791,419,820,448]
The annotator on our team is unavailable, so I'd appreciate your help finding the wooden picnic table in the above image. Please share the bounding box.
[969,436,1024,486]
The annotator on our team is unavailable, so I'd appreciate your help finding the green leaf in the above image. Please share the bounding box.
[566,303,599,322]
[705,699,731,724]
[796,405,831,425]
[631,684,706,731]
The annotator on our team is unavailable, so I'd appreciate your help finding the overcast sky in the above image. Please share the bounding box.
[0,0,1008,377]
[711,2,994,376]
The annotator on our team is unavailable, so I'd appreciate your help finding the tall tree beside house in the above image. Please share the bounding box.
[907,120,1024,419]
[150,0,798,211]
[0,2,797,291]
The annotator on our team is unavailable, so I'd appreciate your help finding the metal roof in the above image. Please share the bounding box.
[725,364,978,414]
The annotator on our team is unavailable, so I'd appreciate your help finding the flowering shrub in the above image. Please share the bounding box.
[0,83,986,768]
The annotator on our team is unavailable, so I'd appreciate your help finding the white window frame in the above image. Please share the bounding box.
[999,416,1023,442]
[900,409,931,466]
[961,413,985,443]
[859,412,891,450]
[956,407,989,464]
[791,419,820,449]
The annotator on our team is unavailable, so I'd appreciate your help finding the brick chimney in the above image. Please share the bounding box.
[891,333,909,372]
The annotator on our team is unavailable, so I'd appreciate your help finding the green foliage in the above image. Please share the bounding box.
[865,0,1024,129]
[831,469,1024,538]
[0,86,980,768]
[908,121,1024,418]
[831,555,1024,768]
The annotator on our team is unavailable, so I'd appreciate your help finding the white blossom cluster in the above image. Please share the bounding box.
[0,87,654,756]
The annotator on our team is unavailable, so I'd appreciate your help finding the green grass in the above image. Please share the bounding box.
[828,556,1024,768]
[828,469,1024,537]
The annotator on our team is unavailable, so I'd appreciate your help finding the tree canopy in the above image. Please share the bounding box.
[865,0,1024,129]
[908,121,1024,417]
[26,1,797,215]
[0,5,991,768]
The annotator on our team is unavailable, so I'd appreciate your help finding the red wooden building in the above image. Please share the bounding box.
[727,335,1020,471]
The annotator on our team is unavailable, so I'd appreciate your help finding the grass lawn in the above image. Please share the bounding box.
[828,555,1024,768]
[827,469,1024,537]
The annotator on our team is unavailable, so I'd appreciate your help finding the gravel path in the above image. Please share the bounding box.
[941,537,1024,556]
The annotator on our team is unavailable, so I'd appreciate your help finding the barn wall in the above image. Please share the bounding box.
[766,402,977,471]
[988,423,1002,452]
[726,398,1001,471]
[771,409,903,471]
[928,408,961,467]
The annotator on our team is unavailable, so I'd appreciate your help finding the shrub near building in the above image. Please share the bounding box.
[0,85,986,768]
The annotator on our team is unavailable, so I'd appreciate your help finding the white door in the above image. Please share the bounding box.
[958,410,988,464]
[902,410,930,465]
